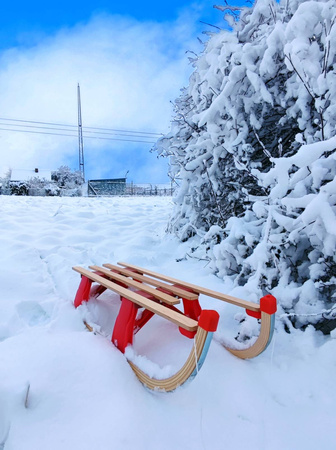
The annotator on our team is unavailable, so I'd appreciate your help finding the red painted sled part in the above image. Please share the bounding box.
[112,291,155,353]
[260,294,277,315]
[74,275,92,308]
[246,294,277,319]
[156,284,202,339]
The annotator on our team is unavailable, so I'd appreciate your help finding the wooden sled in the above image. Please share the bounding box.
[72,262,276,391]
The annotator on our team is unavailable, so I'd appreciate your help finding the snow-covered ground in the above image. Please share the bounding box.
[0,196,335,450]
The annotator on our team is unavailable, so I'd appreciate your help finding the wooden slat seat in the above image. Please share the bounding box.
[73,266,197,331]
[89,265,180,306]
[117,261,260,311]
[103,263,199,300]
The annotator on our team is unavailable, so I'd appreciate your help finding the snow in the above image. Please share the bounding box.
[0,195,335,449]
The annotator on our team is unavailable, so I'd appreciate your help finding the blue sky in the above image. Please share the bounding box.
[0,0,251,184]
[0,1,251,46]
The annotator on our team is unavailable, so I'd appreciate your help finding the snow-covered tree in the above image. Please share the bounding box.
[156,0,336,331]
[9,181,29,196]
[4,166,83,196]
[51,165,83,189]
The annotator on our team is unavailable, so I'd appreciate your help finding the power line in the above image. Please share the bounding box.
[0,121,160,139]
[0,127,157,144]
[0,116,163,137]
[85,125,163,136]
[0,127,78,138]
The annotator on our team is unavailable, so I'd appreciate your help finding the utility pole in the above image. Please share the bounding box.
[77,83,85,182]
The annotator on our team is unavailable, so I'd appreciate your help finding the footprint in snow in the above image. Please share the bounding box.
[15,301,50,327]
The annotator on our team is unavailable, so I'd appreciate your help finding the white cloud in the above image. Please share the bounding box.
[0,12,202,182]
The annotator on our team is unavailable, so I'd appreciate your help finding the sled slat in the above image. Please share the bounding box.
[103,263,198,300]
[72,267,198,331]
[89,265,180,305]
[117,261,260,311]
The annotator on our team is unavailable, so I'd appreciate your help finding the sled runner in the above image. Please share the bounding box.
[72,262,276,391]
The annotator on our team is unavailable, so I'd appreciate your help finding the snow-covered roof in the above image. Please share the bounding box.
[11,169,52,182]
